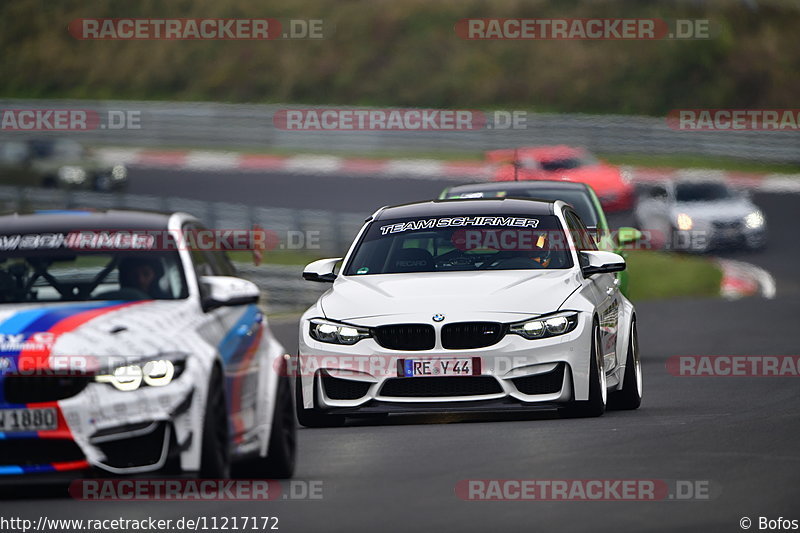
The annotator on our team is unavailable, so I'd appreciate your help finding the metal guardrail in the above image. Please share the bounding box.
[2,99,799,163]
[0,185,357,313]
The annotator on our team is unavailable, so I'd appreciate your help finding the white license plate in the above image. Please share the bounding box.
[0,408,58,432]
[399,357,480,377]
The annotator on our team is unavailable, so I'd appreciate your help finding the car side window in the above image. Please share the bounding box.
[206,248,237,276]
[564,210,597,251]
[183,223,215,281]
[183,223,238,279]
[650,185,668,200]
[0,142,28,164]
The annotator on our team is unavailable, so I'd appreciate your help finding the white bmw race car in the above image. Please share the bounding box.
[0,210,295,479]
[297,198,642,426]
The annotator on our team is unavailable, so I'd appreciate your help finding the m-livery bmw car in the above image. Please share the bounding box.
[0,210,295,479]
[297,198,642,427]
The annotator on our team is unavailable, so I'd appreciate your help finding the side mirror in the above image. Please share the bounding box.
[302,258,342,283]
[200,276,260,311]
[617,227,642,246]
[580,250,626,277]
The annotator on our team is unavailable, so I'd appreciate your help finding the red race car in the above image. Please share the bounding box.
[487,145,634,212]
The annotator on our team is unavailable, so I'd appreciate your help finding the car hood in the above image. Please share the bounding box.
[320,269,581,322]
[0,300,196,371]
[670,199,757,221]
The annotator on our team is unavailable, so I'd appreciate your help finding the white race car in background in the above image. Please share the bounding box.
[0,210,295,479]
[635,179,767,252]
[296,198,642,427]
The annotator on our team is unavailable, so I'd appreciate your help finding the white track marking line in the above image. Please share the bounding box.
[184,151,240,170]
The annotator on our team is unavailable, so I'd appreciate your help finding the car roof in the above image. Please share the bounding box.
[446,180,590,194]
[0,209,178,235]
[374,198,556,221]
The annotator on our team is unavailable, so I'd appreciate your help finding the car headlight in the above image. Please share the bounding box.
[309,318,371,345]
[744,210,765,229]
[111,164,127,180]
[676,213,693,231]
[509,312,579,340]
[57,166,87,184]
[95,354,186,391]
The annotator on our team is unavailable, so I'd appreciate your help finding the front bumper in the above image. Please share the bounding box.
[297,313,594,414]
[0,376,197,477]
[673,223,766,251]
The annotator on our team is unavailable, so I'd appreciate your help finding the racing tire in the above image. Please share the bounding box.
[236,376,297,479]
[295,376,345,428]
[608,319,642,410]
[200,365,231,478]
[559,321,607,418]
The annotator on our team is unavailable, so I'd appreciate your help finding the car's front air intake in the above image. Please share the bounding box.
[373,324,436,351]
[441,322,506,350]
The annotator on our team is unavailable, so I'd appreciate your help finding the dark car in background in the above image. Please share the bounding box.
[439,180,641,294]
[0,139,128,192]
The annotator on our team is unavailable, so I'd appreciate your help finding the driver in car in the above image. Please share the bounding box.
[118,257,169,299]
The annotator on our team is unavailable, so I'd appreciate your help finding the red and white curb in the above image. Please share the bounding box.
[95,147,800,193]
[716,259,776,300]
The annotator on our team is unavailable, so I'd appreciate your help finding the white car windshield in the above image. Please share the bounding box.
[345,214,574,275]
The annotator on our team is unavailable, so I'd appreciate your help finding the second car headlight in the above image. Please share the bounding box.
[676,213,693,231]
[509,312,579,340]
[57,166,87,184]
[95,354,186,391]
[309,318,371,345]
[111,164,127,180]
[744,210,765,229]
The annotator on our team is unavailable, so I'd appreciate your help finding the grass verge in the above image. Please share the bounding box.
[625,250,723,301]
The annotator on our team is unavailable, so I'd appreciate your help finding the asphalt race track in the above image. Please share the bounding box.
[4,168,799,532]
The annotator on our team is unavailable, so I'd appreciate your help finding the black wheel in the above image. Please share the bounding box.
[200,365,231,478]
[609,319,643,410]
[236,376,297,479]
[295,376,345,428]
[560,321,606,418]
